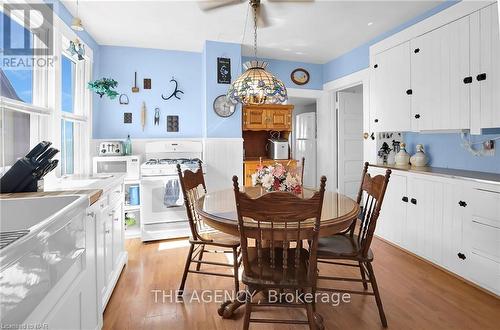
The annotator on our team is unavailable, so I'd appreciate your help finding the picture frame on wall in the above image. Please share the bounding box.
[217,57,231,84]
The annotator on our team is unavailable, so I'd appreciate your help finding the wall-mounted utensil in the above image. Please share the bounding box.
[161,77,184,100]
[144,78,151,89]
[119,94,129,105]
[154,107,160,125]
[124,112,132,123]
[166,115,179,132]
[141,102,147,131]
[132,72,139,93]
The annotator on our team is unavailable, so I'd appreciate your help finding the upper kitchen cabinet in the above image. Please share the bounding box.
[370,41,412,132]
[242,104,293,131]
[470,3,500,133]
[410,16,471,131]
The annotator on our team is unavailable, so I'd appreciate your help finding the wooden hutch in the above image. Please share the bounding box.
[242,104,297,186]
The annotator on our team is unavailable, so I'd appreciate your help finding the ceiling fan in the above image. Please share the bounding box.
[198,0,313,28]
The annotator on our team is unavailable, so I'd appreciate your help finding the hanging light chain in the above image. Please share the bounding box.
[253,3,258,59]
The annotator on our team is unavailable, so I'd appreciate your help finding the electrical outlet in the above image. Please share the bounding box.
[482,140,495,156]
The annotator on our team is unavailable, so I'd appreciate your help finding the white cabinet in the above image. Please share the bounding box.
[372,168,406,246]
[371,166,500,296]
[410,16,471,131]
[95,183,127,311]
[471,3,500,133]
[370,41,411,132]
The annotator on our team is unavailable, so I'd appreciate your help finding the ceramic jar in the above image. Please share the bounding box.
[410,144,429,167]
[395,143,410,166]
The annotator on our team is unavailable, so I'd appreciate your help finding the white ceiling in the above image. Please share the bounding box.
[62,0,444,63]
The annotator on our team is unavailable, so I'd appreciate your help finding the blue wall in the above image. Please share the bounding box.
[94,46,202,139]
[243,56,323,90]
[404,132,500,173]
[322,1,458,83]
[203,41,242,138]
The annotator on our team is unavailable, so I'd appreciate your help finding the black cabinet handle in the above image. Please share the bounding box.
[370,132,375,140]
[477,73,487,81]
[415,114,421,119]
[458,200,467,207]
[414,48,420,53]
[457,252,466,260]
[402,196,409,202]
[463,76,473,84]
[406,89,413,95]
[410,198,417,205]
[374,119,379,123]
[374,64,378,68]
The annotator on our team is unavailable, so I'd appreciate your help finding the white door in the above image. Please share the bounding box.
[411,15,471,131]
[471,3,500,132]
[370,41,412,132]
[337,91,364,199]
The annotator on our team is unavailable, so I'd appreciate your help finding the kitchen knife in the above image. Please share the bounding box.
[35,148,59,164]
[26,141,51,160]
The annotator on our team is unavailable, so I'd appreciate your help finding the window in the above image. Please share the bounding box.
[60,119,74,175]
[0,12,34,104]
[61,55,76,113]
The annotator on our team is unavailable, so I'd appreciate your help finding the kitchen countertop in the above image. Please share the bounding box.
[371,164,500,185]
[0,174,125,206]
[244,157,298,163]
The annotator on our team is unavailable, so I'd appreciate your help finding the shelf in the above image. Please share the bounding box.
[124,180,141,185]
[124,204,141,212]
[125,225,141,239]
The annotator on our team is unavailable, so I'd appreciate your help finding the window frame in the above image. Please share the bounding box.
[1,0,94,177]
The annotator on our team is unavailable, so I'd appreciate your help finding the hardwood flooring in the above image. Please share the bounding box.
[103,237,499,329]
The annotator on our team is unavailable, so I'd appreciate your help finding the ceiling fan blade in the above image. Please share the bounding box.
[198,0,243,11]
[256,4,270,28]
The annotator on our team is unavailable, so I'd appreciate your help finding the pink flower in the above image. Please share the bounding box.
[272,164,286,177]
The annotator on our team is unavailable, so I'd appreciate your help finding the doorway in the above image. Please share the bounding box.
[289,97,317,188]
[336,84,364,199]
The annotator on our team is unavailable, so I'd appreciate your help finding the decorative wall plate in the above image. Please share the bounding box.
[291,68,310,85]
[213,95,235,117]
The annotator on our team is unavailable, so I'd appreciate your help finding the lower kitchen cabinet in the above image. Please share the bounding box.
[96,183,127,312]
[369,166,500,296]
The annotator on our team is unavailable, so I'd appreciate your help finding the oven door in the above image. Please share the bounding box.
[140,176,187,224]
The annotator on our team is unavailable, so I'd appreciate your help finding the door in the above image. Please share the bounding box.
[370,41,411,132]
[411,16,471,131]
[470,3,500,132]
[243,107,267,130]
[337,91,363,199]
[268,109,291,130]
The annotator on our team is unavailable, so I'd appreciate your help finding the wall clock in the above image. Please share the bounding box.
[291,68,310,85]
[213,95,235,118]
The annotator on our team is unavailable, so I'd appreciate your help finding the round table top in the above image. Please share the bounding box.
[195,187,360,237]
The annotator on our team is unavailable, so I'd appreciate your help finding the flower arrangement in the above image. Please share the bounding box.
[251,162,302,194]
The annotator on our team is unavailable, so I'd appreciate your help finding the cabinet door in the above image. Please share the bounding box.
[243,107,267,130]
[370,41,411,132]
[411,16,471,131]
[103,211,114,289]
[373,169,407,246]
[111,201,124,270]
[268,109,291,130]
[470,3,500,132]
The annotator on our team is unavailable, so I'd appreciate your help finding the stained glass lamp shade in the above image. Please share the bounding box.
[227,60,287,105]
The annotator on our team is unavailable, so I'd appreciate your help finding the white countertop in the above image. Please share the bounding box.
[44,174,126,194]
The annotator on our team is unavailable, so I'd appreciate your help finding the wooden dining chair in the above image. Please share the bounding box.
[315,162,391,327]
[233,175,327,330]
[177,161,241,296]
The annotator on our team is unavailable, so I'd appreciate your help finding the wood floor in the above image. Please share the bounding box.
[103,237,499,329]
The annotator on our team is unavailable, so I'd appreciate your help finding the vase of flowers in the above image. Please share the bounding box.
[251,162,302,194]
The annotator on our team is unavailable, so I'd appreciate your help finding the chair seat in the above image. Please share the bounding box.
[317,234,373,261]
[242,247,311,287]
[191,231,240,247]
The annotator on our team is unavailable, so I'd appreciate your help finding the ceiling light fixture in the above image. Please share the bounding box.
[367,22,374,26]
[71,0,84,31]
[227,0,287,105]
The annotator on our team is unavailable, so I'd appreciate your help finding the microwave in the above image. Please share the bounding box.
[93,155,140,181]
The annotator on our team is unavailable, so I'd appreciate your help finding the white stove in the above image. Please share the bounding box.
[140,141,203,242]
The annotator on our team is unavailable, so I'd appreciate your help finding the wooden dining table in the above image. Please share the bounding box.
[195,186,360,319]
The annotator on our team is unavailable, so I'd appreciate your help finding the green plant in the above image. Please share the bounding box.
[88,78,119,99]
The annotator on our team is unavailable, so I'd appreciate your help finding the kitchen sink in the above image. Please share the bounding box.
[0,195,81,233]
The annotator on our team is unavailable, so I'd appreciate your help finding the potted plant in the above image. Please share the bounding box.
[88,78,119,99]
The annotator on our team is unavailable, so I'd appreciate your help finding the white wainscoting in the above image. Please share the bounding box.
[203,138,244,192]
